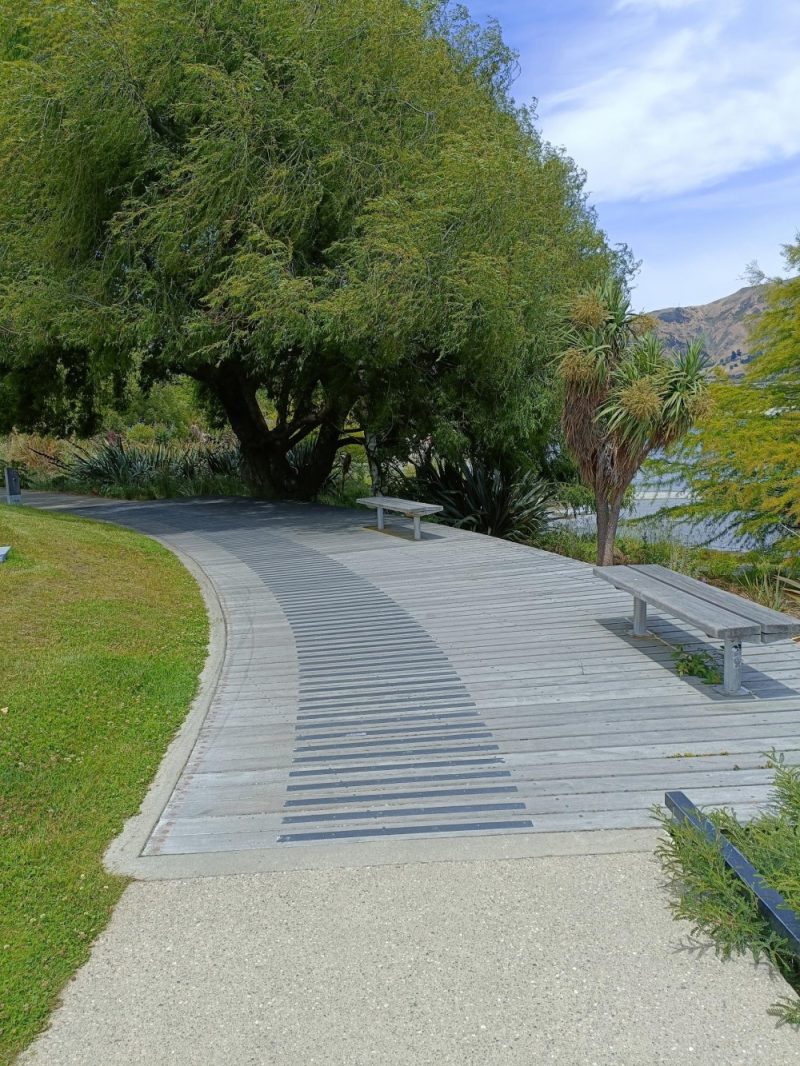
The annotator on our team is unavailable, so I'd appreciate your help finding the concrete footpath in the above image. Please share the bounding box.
[22,852,800,1066]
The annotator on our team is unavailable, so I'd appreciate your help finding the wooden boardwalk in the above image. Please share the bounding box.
[30,494,800,868]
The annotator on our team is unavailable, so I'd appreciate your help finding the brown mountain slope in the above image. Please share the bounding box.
[648,284,768,376]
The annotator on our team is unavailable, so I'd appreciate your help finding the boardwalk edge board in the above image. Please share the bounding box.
[103,536,229,877]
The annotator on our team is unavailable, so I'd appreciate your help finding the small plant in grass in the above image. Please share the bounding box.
[655,754,800,1024]
[672,645,723,685]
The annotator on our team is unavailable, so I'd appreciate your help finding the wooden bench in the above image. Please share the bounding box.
[357,495,442,541]
[593,563,800,696]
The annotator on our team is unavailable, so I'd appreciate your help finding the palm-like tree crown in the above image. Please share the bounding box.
[559,278,711,502]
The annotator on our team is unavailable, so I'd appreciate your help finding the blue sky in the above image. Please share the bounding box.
[466,0,800,310]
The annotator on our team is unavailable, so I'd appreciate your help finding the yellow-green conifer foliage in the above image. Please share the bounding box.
[678,237,800,548]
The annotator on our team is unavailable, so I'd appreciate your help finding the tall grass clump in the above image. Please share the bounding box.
[47,437,246,498]
[655,755,800,1024]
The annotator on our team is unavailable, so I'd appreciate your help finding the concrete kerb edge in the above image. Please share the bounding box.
[110,828,661,881]
[103,537,228,878]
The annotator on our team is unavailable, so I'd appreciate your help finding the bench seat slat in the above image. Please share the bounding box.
[357,496,442,517]
[631,564,800,638]
[593,566,762,641]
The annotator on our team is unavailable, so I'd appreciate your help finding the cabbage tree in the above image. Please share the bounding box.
[559,279,711,565]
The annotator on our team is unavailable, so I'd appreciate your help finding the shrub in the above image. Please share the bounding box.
[655,755,800,1024]
[318,448,372,508]
[44,437,246,499]
[553,481,596,516]
[0,433,72,486]
[408,455,553,542]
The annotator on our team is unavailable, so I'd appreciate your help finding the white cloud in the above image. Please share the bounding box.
[538,2,800,202]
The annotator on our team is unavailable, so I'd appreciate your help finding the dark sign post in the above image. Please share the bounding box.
[4,467,21,505]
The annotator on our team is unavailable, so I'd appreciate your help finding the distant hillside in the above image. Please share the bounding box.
[648,284,768,377]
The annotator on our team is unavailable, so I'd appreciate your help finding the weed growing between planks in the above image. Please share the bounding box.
[672,645,723,686]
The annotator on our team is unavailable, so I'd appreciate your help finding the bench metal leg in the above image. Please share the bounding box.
[413,515,421,541]
[376,506,385,532]
[632,596,648,637]
[723,638,744,696]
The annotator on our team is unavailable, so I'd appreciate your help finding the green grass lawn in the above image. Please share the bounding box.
[0,505,207,1063]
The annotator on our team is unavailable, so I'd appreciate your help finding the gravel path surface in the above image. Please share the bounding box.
[21,853,800,1066]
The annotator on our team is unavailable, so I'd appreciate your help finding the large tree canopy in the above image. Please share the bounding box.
[0,0,616,496]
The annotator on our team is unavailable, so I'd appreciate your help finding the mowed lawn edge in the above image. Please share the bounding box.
[0,505,208,1064]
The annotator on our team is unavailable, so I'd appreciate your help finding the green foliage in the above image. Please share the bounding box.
[106,380,209,442]
[671,646,722,686]
[655,755,800,1025]
[318,448,373,508]
[407,454,553,541]
[538,525,599,563]
[668,236,800,550]
[0,506,206,1061]
[553,480,597,516]
[559,277,710,564]
[43,437,245,499]
[0,0,615,496]
[737,570,798,613]
[553,479,635,517]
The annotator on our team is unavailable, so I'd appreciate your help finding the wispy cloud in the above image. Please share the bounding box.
[537,1,800,202]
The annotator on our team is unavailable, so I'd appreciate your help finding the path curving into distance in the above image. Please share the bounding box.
[28,493,800,877]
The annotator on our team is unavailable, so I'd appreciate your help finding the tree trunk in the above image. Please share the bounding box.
[292,420,343,499]
[199,363,340,499]
[207,367,290,493]
[364,431,383,494]
[596,491,623,566]
[595,494,608,566]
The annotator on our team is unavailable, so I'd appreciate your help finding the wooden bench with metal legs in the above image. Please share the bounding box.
[594,563,800,696]
[357,496,443,541]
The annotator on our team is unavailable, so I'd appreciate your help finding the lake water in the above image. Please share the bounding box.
[558,483,758,553]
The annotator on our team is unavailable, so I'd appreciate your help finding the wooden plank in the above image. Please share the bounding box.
[24,491,800,863]
[356,495,442,516]
[632,564,800,637]
[593,565,761,639]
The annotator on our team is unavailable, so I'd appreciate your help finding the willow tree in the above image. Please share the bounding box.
[0,0,614,496]
[559,278,711,565]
